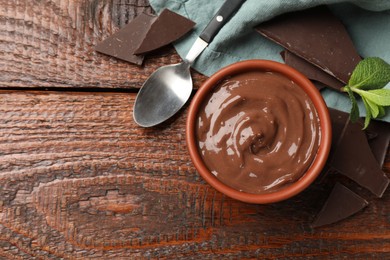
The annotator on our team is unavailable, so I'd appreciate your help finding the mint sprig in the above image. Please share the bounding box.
[341,57,390,129]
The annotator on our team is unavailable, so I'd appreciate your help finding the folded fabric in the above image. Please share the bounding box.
[149,0,390,122]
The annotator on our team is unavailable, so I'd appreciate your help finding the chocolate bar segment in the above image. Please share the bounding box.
[256,6,361,83]
[134,9,195,55]
[312,182,368,228]
[282,50,345,91]
[328,108,389,168]
[95,13,155,65]
[330,115,389,197]
[95,9,195,65]
[312,82,327,91]
[365,119,390,167]
[328,108,349,158]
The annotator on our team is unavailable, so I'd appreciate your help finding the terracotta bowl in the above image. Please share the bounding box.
[186,59,332,204]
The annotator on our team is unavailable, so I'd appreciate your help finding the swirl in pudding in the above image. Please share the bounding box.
[196,71,321,194]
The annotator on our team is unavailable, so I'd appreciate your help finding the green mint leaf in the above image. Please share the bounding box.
[378,105,386,118]
[342,57,390,128]
[363,96,380,118]
[355,88,390,106]
[361,97,372,129]
[344,86,360,122]
[348,57,390,90]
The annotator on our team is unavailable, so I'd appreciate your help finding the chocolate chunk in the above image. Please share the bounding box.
[95,13,155,65]
[328,108,390,168]
[280,51,324,91]
[312,182,368,227]
[134,9,195,55]
[328,108,349,158]
[281,50,345,91]
[95,9,195,65]
[256,6,361,83]
[312,82,327,91]
[317,110,389,226]
[330,114,389,197]
[366,120,390,167]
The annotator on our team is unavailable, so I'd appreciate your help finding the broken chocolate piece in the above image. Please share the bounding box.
[312,182,368,227]
[95,13,155,65]
[256,6,361,83]
[312,82,327,91]
[330,115,389,197]
[328,108,349,158]
[95,9,195,64]
[282,50,344,91]
[134,9,195,55]
[366,120,390,167]
[280,51,325,91]
[328,108,390,168]
[316,109,388,226]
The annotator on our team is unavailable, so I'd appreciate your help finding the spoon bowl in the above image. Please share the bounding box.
[133,61,192,127]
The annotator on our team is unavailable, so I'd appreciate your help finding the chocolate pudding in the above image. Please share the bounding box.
[196,71,321,194]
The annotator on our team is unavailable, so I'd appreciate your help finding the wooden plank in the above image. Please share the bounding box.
[0,91,389,258]
[0,0,207,89]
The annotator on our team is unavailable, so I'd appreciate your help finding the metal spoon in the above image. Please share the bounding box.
[133,0,245,127]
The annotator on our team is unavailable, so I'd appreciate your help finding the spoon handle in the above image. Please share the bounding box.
[199,0,246,43]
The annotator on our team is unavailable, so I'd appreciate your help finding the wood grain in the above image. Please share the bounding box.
[0,0,207,89]
[1,0,390,259]
[0,91,389,259]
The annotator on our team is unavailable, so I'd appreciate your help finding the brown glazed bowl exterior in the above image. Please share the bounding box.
[186,59,332,204]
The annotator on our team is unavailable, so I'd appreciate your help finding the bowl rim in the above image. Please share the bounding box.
[186,59,332,204]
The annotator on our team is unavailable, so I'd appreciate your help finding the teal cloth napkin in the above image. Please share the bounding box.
[149,0,390,122]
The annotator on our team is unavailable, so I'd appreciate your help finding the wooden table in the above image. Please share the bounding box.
[1,1,389,259]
